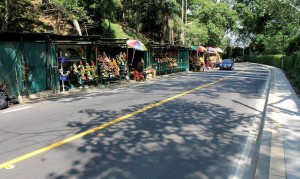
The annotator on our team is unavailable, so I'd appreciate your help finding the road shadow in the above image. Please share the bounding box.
[46,98,258,179]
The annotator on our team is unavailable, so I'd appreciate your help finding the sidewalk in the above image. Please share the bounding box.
[256,67,300,178]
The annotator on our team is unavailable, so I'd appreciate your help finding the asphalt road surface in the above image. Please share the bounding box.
[0,63,271,179]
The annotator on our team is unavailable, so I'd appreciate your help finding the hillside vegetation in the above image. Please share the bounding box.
[0,0,299,55]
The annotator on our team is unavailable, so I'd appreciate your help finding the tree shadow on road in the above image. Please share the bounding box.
[46,97,259,179]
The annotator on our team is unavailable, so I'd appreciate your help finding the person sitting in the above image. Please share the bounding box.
[0,83,9,110]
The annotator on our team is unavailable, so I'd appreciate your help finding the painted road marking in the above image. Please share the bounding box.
[0,70,245,170]
[55,93,101,103]
[1,106,33,114]
[84,93,101,97]
[55,98,74,103]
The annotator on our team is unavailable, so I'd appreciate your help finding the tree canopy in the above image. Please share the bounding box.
[0,0,299,54]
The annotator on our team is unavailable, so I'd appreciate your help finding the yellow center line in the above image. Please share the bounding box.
[0,70,244,169]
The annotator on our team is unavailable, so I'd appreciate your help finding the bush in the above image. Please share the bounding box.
[244,53,300,88]
[244,54,282,68]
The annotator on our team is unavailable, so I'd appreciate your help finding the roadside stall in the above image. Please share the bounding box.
[53,37,129,89]
[95,39,128,85]
[55,41,97,91]
[126,40,149,81]
[205,47,223,69]
[149,44,189,76]
[190,46,206,72]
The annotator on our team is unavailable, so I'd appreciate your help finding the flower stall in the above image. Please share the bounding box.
[93,39,129,85]
[126,40,149,82]
[52,36,130,89]
[56,44,99,90]
[148,45,189,75]
[96,50,128,85]
[189,46,206,72]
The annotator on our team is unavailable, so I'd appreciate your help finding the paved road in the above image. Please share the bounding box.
[0,63,270,179]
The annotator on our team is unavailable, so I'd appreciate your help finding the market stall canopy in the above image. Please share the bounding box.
[126,40,147,51]
[191,46,207,53]
[206,47,217,53]
[215,47,224,53]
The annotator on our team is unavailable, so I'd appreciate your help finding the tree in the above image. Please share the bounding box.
[188,0,237,47]
[234,0,300,54]
[39,0,90,34]
[185,21,209,46]
[0,0,37,31]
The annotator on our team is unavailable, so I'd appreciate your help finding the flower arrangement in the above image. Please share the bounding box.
[98,52,119,78]
[132,70,144,81]
[112,58,120,76]
[71,60,98,82]
[116,52,127,66]
[97,52,128,79]
[91,61,98,78]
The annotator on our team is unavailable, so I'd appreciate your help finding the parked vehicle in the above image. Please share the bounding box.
[219,59,234,70]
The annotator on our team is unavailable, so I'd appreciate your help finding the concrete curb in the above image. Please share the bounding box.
[232,65,272,179]
[251,63,300,179]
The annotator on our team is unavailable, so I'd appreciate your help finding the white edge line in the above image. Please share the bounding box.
[55,98,74,103]
[84,93,99,97]
[2,106,34,114]
[231,67,271,178]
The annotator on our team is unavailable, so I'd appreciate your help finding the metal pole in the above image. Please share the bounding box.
[282,33,284,69]
[242,47,244,62]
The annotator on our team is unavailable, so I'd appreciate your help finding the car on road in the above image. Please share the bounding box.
[219,59,234,70]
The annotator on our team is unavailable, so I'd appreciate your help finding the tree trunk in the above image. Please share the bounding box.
[73,20,82,36]
[185,0,187,24]
[184,0,188,45]
[161,0,168,44]
[55,11,60,34]
[136,12,140,33]
[169,28,175,45]
[182,0,184,21]
[169,27,172,44]
[171,29,174,45]
[181,0,185,45]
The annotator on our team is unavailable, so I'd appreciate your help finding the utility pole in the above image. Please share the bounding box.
[180,0,188,46]
[185,0,187,25]
[271,19,285,69]
[282,32,284,69]
[181,0,185,46]
[184,0,187,46]
[182,0,184,21]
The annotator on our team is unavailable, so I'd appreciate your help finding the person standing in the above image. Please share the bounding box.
[204,55,209,71]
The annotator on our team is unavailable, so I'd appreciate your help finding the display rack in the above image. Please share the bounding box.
[58,57,67,92]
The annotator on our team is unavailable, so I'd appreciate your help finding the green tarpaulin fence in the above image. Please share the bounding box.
[150,48,189,75]
[0,42,22,97]
[0,42,57,97]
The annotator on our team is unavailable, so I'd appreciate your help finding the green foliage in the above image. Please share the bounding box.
[3,0,299,55]
[244,51,300,89]
[235,0,300,54]
[185,21,208,46]
[41,0,89,21]
[244,54,282,68]
[189,0,238,47]
[0,0,38,31]
[284,52,300,86]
